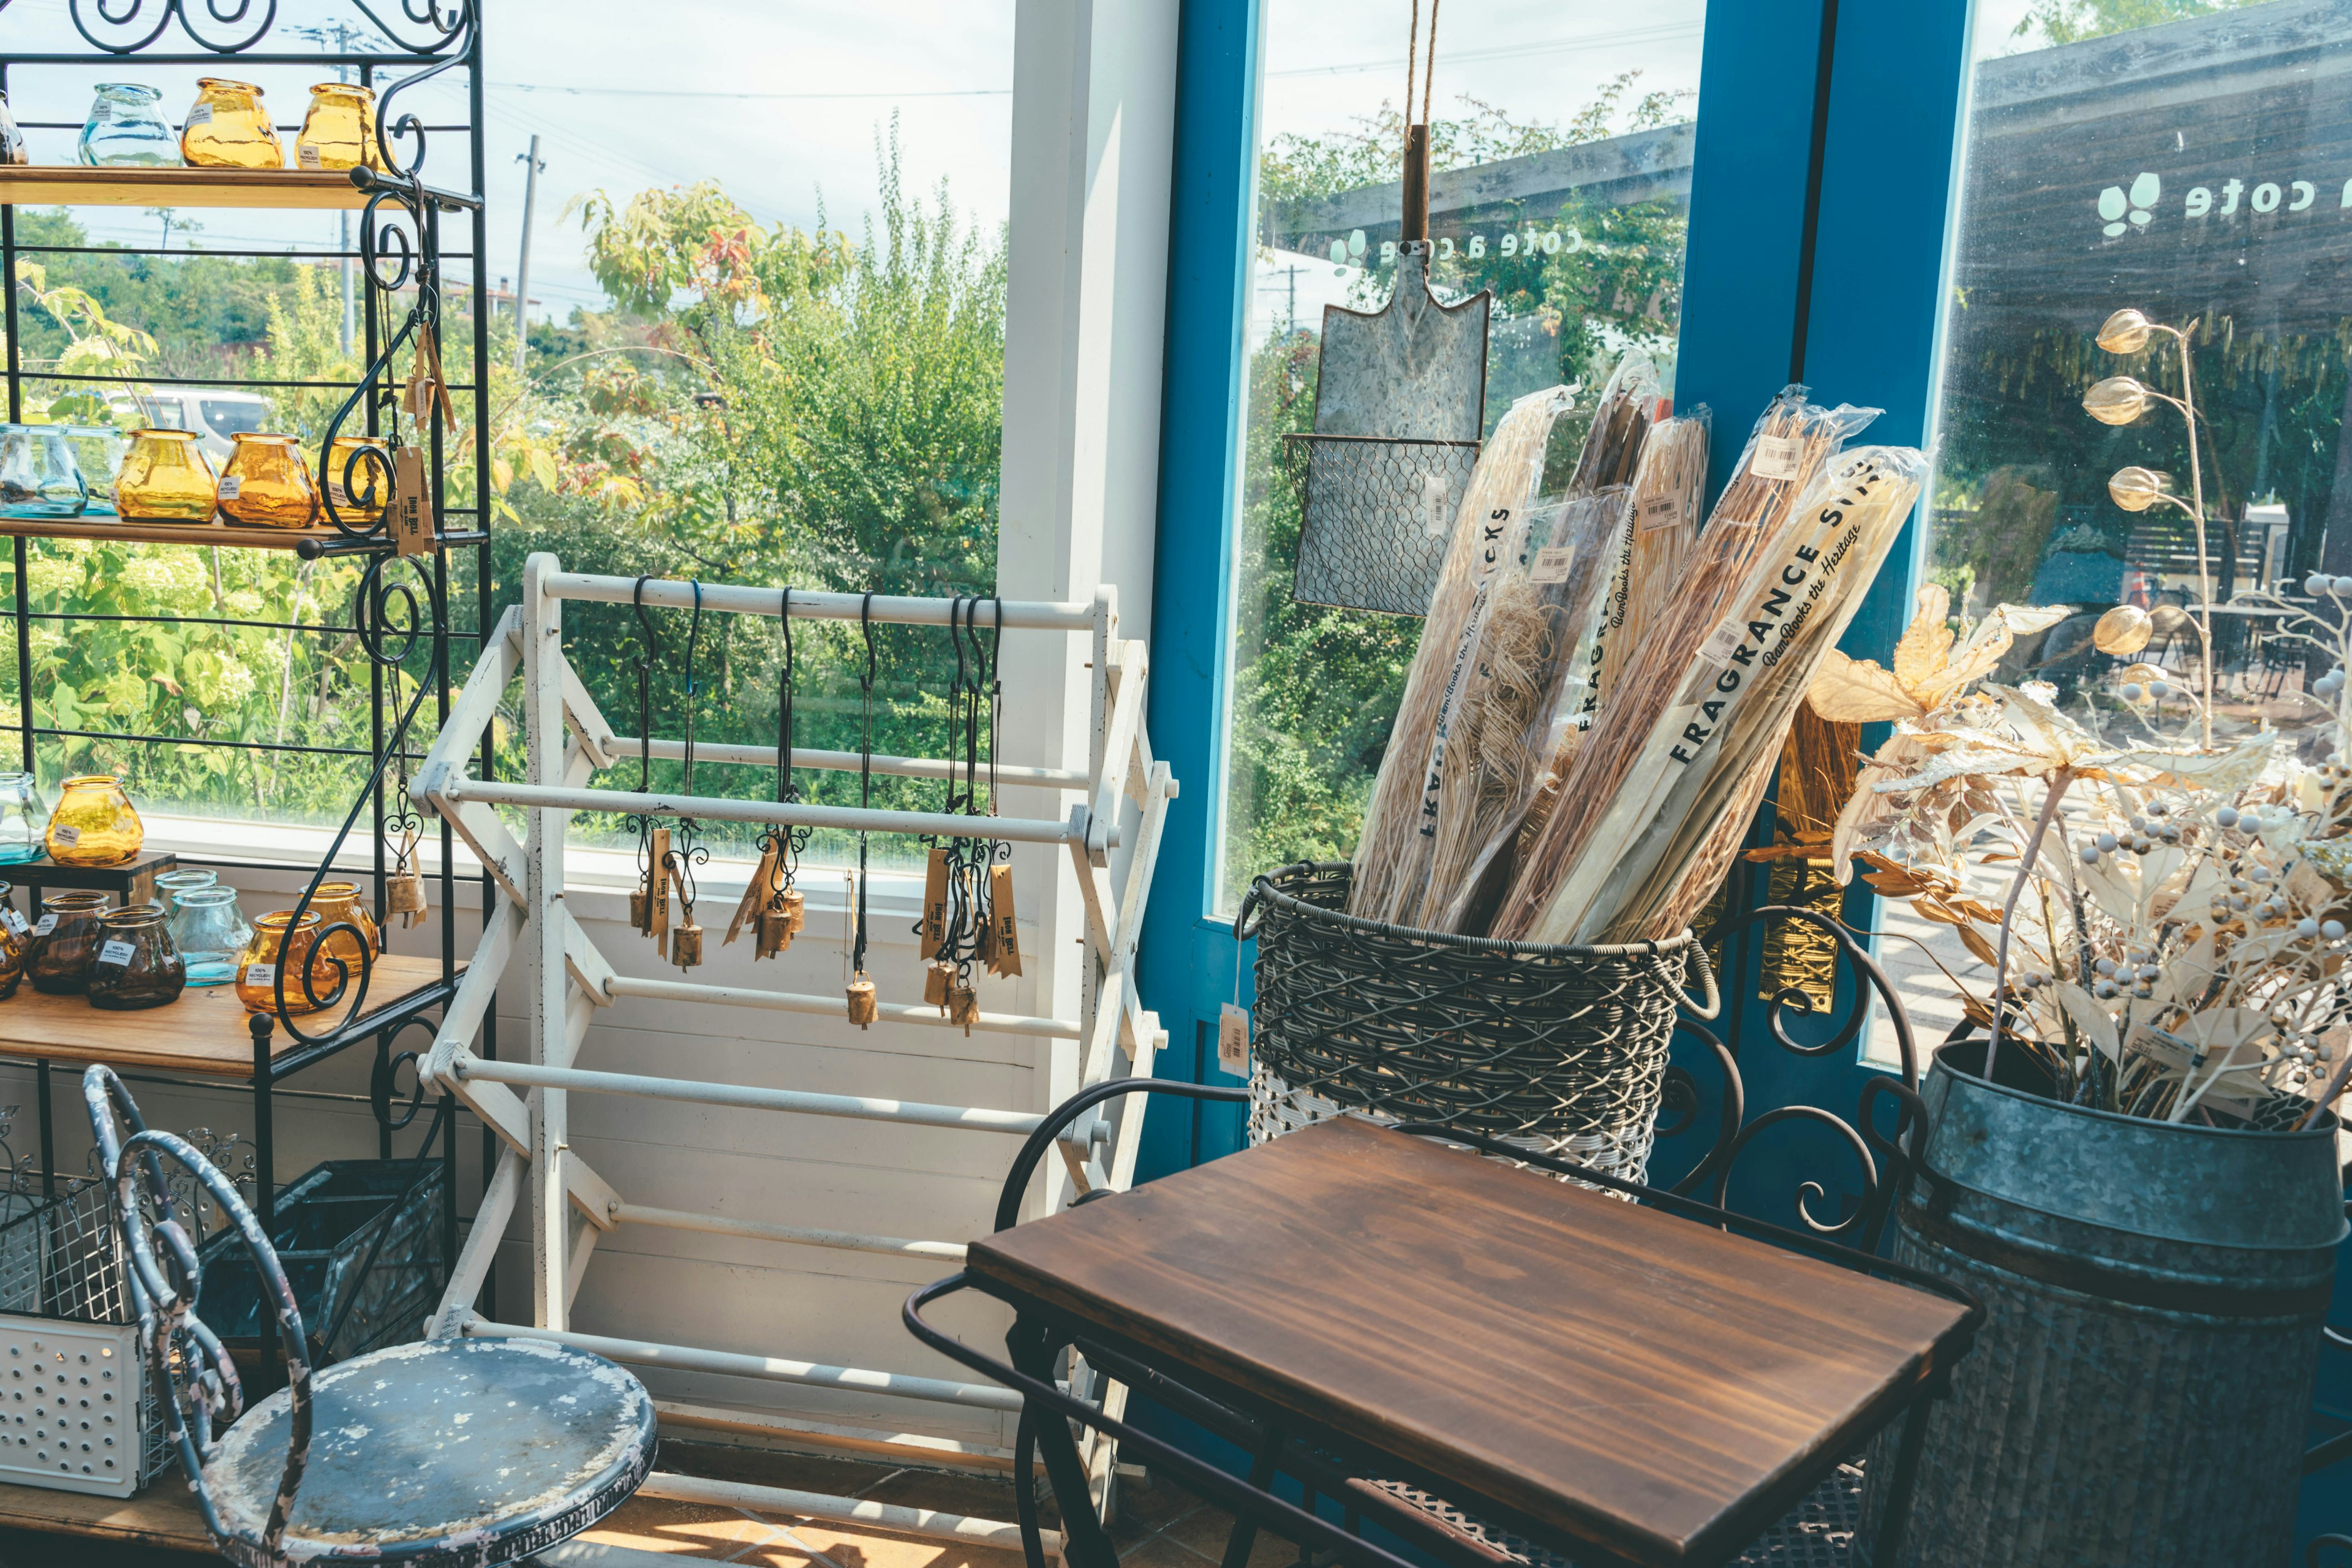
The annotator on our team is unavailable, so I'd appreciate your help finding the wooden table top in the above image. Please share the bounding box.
[0,954,457,1079]
[970,1117,1972,1568]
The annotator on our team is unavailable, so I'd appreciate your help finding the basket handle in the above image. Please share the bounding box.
[1234,878,1273,943]
[1648,937,1721,1021]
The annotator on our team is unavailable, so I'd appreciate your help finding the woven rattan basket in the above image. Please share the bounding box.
[1235,862,1716,1184]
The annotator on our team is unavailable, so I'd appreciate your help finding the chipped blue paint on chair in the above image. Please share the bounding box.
[83,1065,656,1567]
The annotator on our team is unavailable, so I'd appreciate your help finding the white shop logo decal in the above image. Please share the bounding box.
[1324,225,1593,271]
[2097,170,2348,238]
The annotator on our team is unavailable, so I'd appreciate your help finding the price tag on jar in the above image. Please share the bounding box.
[216,475,243,502]
[244,963,279,990]
[183,102,213,127]
[30,914,56,937]
[96,940,135,967]
[50,826,78,849]
[1,910,24,937]
[296,143,322,170]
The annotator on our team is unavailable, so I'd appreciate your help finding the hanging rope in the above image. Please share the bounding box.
[853,592,876,978]
[1404,0,1441,126]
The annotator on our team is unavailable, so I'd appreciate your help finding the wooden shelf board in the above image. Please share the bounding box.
[0,1472,209,1551]
[0,165,368,211]
[0,514,356,552]
[0,952,457,1079]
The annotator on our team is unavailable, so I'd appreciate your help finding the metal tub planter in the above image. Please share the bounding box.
[1856,1038,2346,1566]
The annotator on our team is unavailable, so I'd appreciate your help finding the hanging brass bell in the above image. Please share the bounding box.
[673,920,704,970]
[846,972,878,1028]
[387,865,428,926]
[756,904,793,959]
[923,959,953,1010]
[629,886,648,932]
[947,981,979,1036]
[784,888,805,935]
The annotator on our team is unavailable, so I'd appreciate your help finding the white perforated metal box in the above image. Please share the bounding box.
[0,1316,145,1496]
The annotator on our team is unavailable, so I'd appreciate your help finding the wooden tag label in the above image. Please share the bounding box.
[922,848,951,951]
[390,443,434,555]
[647,826,671,952]
[727,843,778,946]
[987,863,1021,977]
[1218,1004,1250,1076]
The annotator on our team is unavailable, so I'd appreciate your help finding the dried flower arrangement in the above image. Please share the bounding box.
[1812,306,2352,1128]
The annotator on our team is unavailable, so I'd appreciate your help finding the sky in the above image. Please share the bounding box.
[0,0,2061,331]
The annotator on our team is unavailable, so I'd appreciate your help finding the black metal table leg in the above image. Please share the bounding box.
[249,1011,277,1394]
[1010,1316,1121,1568]
[33,1057,51,1200]
[1221,1419,1288,1568]
[1864,1396,1936,1566]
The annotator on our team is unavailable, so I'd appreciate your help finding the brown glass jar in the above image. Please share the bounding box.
[86,905,184,1011]
[0,880,24,995]
[24,891,110,995]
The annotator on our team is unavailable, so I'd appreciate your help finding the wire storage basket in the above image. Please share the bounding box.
[1235,862,1714,1185]
[1283,434,1481,617]
[0,1178,171,1495]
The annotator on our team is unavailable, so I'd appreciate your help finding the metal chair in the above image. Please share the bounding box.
[83,1065,656,1567]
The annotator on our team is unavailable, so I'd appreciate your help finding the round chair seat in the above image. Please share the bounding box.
[208,1335,654,1567]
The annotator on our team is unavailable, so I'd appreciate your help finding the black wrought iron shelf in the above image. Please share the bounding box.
[0,0,499,1441]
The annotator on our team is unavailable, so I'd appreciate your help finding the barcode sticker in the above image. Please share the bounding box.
[1698,620,1744,669]
[30,914,56,937]
[1218,1004,1251,1076]
[50,825,78,848]
[245,963,277,989]
[1751,434,1803,481]
[184,103,214,127]
[1530,545,1576,584]
[96,940,135,967]
[296,143,322,170]
[1640,493,1681,530]
[216,475,243,500]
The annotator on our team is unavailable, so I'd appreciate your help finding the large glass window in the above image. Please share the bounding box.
[1886,0,2352,1048]
[1218,1,1708,910]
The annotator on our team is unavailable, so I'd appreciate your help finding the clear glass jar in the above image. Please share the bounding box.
[216,432,318,529]
[321,435,392,526]
[0,774,42,865]
[236,910,323,1014]
[167,884,249,988]
[0,426,91,519]
[0,91,26,167]
[115,430,219,524]
[25,891,110,995]
[152,869,217,900]
[293,82,382,172]
[86,905,184,1011]
[45,774,141,866]
[180,78,281,170]
[78,85,180,168]
[305,880,379,979]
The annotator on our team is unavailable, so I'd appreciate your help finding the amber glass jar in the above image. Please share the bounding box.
[293,82,382,172]
[236,910,324,1014]
[45,775,141,866]
[115,429,219,523]
[25,891,110,995]
[86,905,184,1011]
[305,880,379,977]
[216,433,318,529]
[321,435,392,525]
[180,78,281,169]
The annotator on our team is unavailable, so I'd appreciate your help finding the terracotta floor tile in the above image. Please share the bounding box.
[573,1493,793,1558]
[1163,1503,1306,1568]
[774,1518,1031,1568]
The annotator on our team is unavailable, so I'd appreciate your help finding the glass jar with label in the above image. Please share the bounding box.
[86,905,184,1011]
[45,775,141,867]
[167,885,249,988]
[292,82,383,172]
[78,84,180,167]
[0,881,24,995]
[45,775,141,866]
[115,429,219,523]
[320,435,393,526]
[180,78,281,170]
[24,891,110,995]
[235,909,324,1014]
[216,432,319,529]
[0,774,42,865]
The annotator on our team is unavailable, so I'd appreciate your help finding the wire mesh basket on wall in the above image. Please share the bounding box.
[1282,433,1480,617]
[0,1178,173,1494]
[1234,861,1715,1186]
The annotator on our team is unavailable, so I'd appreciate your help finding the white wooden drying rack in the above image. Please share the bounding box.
[413,554,1172,1556]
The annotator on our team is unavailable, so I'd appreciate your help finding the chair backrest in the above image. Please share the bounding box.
[83,1064,314,1561]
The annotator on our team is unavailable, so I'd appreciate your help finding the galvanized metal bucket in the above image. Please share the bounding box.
[1855,1040,2346,1566]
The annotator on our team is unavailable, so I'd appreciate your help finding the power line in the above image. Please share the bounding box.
[492,81,1009,100]
[1268,21,1702,79]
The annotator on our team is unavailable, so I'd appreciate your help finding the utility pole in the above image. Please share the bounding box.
[513,135,545,376]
